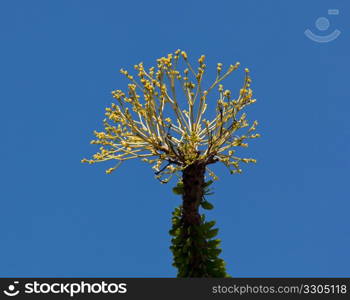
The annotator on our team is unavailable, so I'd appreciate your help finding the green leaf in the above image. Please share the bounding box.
[207,228,219,239]
[169,228,180,236]
[172,187,183,195]
[207,239,221,248]
[173,206,182,217]
[201,220,216,233]
[201,201,214,210]
[172,182,184,195]
[206,220,216,229]
[203,180,214,188]
[203,180,214,196]
[208,248,222,257]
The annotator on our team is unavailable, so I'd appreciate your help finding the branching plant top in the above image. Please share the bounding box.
[82,50,260,182]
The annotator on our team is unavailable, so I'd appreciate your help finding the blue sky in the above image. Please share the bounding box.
[0,0,349,277]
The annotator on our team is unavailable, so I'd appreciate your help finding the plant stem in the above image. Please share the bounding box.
[170,162,229,277]
[181,161,207,276]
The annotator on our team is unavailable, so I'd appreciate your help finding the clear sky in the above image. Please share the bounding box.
[1,0,349,277]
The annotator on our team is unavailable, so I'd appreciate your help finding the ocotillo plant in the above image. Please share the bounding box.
[82,50,260,277]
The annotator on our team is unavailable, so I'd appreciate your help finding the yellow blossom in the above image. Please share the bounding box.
[82,50,260,182]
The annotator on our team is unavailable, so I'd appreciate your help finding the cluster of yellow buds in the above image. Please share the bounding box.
[82,50,260,183]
